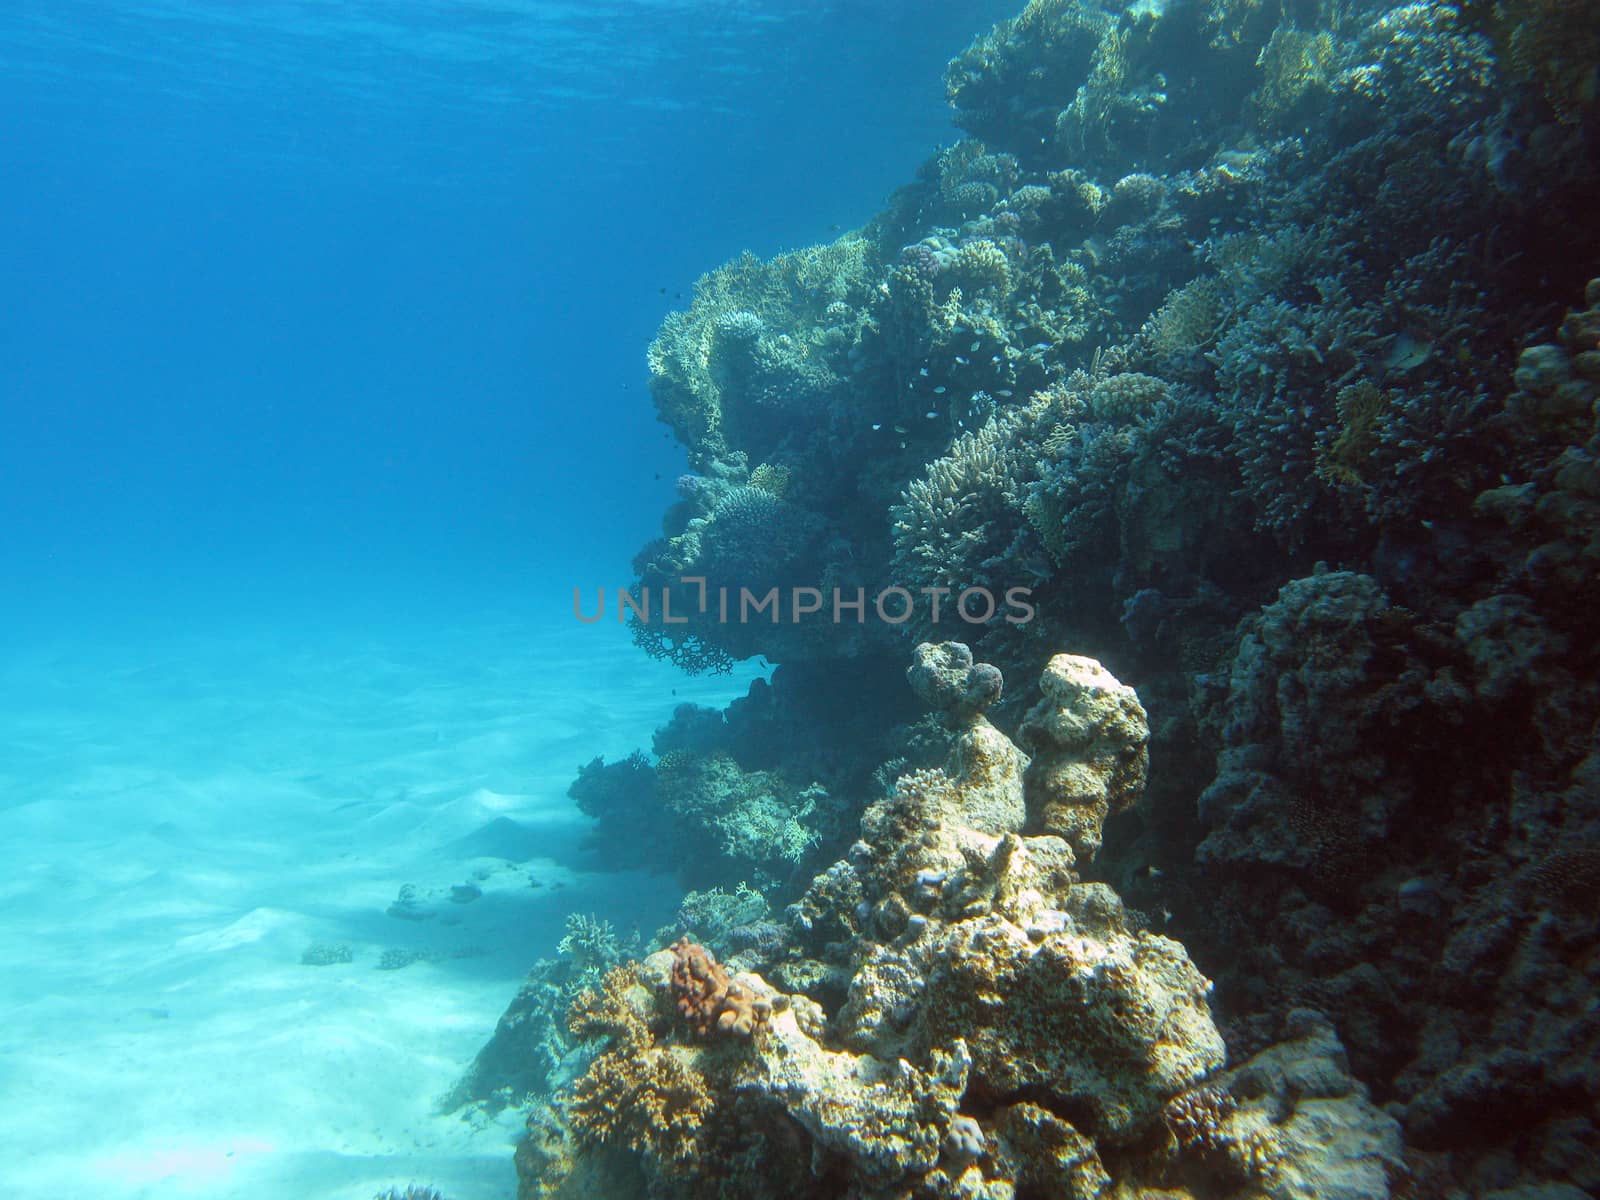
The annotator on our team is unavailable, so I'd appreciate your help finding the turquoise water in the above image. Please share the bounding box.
[6,2,1599,1198]
[0,3,1012,1195]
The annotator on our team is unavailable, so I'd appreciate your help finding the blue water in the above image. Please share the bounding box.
[0,5,1019,1195]
[2,0,1017,636]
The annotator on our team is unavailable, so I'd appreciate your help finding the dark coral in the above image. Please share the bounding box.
[488,2,1600,1195]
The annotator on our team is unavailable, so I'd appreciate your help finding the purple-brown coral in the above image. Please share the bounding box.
[668,937,770,1037]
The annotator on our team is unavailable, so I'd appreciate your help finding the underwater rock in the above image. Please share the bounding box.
[906,640,1003,720]
[1219,1009,1405,1200]
[1019,652,1150,861]
[528,650,1251,1199]
[906,641,1027,835]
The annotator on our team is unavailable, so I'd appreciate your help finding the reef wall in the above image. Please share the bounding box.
[477,0,1600,1194]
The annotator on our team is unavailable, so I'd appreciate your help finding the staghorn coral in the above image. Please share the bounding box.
[1213,279,1381,548]
[890,398,1061,640]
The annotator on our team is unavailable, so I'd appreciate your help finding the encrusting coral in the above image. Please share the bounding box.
[668,936,771,1037]
[519,644,1400,1200]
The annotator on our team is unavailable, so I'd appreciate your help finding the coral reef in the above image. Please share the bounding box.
[496,1,1600,1194]
[514,648,1409,1199]
[439,913,639,1115]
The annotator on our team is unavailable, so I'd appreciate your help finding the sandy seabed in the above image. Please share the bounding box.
[0,598,754,1199]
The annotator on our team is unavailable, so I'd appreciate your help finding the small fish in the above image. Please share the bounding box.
[919,366,930,376]
[871,423,882,431]
[933,386,947,394]
[996,389,1013,397]
[955,356,968,365]
[925,410,938,419]
[893,424,908,434]
[970,340,981,352]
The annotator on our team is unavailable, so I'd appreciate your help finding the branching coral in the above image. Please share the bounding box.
[565,1043,715,1166]
[648,237,880,460]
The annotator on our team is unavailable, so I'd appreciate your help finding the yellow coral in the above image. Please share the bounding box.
[747,462,791,498]
[1496,0,1600,124]
[565,1045,715,1166]
[1315,380,1389,488]
[1142,278,1226,358]
[952,239,1014,300]
[567,962,654,1054]
[1250,25,1341,126]
[1088,372,1169,422]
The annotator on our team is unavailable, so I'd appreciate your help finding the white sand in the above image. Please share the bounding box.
[0,598,756,1199]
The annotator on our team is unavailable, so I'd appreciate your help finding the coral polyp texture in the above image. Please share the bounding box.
[498,0,1600,1193]
[667,936,771,1037]
[517,647,1404,1200]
